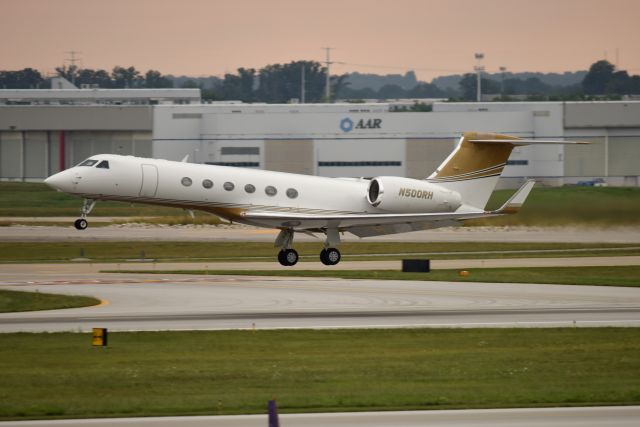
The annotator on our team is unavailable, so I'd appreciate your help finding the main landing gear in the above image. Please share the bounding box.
[74,199,96,230]
[275,228,342,266]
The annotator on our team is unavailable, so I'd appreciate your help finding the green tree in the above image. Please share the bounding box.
[255,61,326,103]
[0,68,44,88]
[582,60,615,95]
[458,74,500,100]
[220,68,256,102]
[75,69,112,88]
[144,70,173,88]
[407,82,444,98]
[111,66,142,88]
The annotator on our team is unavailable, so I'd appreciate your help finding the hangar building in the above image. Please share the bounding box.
[1,88,639,187]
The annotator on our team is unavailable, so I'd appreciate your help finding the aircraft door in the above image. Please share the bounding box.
[139,164,159,197]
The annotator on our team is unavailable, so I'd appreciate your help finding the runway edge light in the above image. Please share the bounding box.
[92,327,108,347]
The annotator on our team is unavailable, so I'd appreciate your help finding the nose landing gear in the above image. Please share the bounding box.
[74,199,96,230]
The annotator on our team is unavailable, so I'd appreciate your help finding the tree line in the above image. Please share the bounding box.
[1,60,638,102]
[455,60,640,101]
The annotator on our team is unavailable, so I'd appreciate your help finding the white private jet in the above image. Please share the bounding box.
[44,132,585,266]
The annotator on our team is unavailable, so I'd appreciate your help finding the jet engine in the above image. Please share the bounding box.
[366,176,462,213]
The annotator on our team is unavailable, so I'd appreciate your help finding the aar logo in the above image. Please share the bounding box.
[339,117,354,132]
[340,117,383,132]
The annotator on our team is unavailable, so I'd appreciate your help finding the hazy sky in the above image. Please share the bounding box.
[2,0,639,81]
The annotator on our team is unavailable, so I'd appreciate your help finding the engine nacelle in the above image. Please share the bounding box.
[366,176,462,213]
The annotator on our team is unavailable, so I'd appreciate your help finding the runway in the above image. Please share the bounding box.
[3,223,640,243]
[1,269,640,332]
[1,406,639,427]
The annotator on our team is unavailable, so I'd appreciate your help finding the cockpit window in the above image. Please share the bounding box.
[96,160,110,169]
[79,159,98,167]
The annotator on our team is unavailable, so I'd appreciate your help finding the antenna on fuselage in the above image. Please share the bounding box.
[181,154,189,163]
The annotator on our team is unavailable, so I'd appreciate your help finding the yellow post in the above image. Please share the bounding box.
[92,328,108,347]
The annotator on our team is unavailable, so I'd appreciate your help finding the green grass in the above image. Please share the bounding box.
[110,266,640,287]
[0,328,638,420]
[0,289,100,313]
[1,241,638,263]
[0,182,184,217]
[474,186,640,226]
[1,182,640,226]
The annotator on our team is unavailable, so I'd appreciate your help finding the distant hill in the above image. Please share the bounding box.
[431,71,587,92]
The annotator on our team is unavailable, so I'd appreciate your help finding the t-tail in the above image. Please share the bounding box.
[427,132,588,210]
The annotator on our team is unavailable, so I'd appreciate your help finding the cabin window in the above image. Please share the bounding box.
[286,188,298,199]
[202,179,213,189]
[223,181,235,191]
[96,160,110,169]
[244,184,256,193]
[181,177,192,187]
[265,185,277,196]
[79,159,98,167]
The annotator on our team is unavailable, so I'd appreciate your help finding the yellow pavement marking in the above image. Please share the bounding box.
[248,229,278,234]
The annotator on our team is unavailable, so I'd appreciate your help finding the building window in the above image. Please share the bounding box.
[265,185,277,196]
[286,188,298,199]
[202,179,213,189]
[223,181,235,191]
[221,147,260,155]
[181,177,192,187]
[244,184,256,193]
[506,160,529,166]
[318,161,402,167]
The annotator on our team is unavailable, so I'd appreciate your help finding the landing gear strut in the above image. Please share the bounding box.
[319,228,342,266]
[275,229,298,266]
[273,227,342,266]
[74,199,96,230]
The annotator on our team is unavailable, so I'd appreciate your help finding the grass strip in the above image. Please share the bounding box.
[0,328,639,420]
[2,183,640,226]
[0,289,100,313]
[109,266,640,287]
[1,241,639,263]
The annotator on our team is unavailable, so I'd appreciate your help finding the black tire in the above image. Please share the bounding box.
[320,249,331,265]
[278,249,298,266]
[277,250,288,266]
[74,218,88,230]
[325,248,341,265]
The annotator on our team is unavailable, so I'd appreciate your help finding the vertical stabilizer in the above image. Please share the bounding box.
[427,132,521,209]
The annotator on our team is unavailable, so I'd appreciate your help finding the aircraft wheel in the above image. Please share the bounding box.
[278,249,298,266]
[324,248,341,266]
[74,218,88,230]
[284,249,299,266]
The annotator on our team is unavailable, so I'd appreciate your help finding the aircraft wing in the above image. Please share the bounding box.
[242,180,535,237]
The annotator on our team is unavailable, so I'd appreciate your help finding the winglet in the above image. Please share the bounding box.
[491,179,535,214]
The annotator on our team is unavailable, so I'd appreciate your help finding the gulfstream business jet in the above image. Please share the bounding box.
[44,132,584,266]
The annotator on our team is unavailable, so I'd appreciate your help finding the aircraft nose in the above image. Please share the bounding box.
[44,171,70,192]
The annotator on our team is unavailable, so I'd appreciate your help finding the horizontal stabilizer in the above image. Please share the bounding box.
[491,179,535,214]
[470,139,590,145]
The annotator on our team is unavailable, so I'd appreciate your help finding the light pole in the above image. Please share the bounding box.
[499,66,507,97]
[474,53,485,102]
[322,47,334,102]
